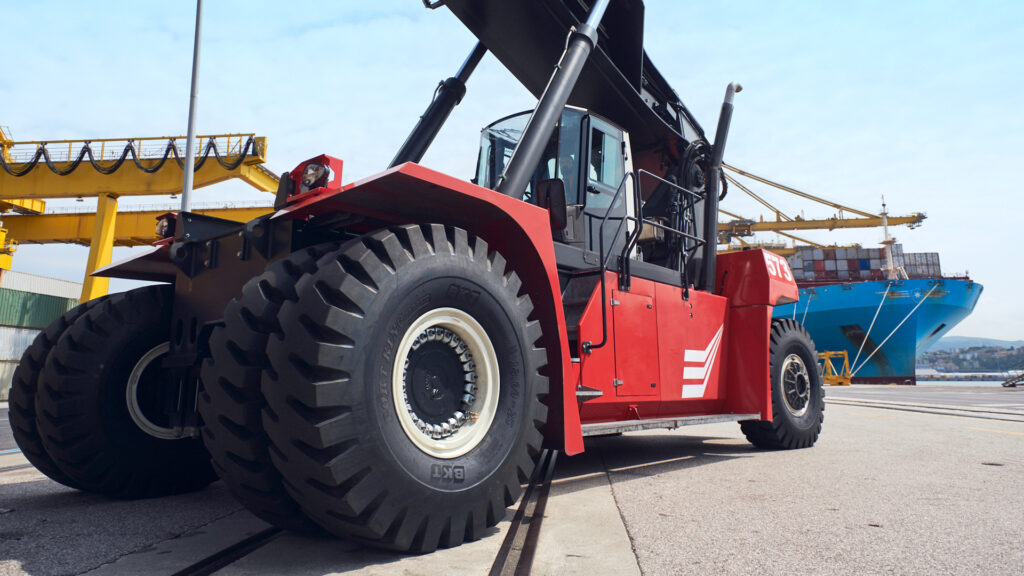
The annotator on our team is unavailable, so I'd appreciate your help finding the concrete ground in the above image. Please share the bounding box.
[1,387,1022,575]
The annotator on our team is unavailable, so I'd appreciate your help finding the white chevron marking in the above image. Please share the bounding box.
[681,326,724,399]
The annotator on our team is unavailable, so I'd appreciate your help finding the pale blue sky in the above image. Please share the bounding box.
[2,1,1021,340]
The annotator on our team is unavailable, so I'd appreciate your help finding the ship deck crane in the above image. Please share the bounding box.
[717,163,926,250]
[0,126,277,300]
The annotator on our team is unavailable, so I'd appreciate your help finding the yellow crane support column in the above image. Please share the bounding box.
[80,193,118,301]
[0,228,15,270]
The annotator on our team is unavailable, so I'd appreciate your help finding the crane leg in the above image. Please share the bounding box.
[80,193,118,302]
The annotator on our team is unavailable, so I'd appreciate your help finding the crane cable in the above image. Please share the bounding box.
[723,163,877,219]
[0,136,258,177]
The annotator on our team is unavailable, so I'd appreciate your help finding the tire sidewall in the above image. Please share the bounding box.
[358,259,532,494]
[771,326,823,433]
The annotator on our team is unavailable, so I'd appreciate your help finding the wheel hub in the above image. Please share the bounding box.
[781,353,811,417]
[126,342,188,440]
[402,327,477,440]
[392,308,499,459]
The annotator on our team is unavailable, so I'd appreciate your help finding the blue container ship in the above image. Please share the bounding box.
[770,216,983,384]
[773,276,982,384]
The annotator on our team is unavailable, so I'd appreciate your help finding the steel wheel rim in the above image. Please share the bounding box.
[781,353,811,417]
[126,342,185,440]
[392,308,499,459]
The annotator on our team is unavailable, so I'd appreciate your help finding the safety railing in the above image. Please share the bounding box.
[40,200,275,215]
[582,170,708,352]
[0,134,264,177]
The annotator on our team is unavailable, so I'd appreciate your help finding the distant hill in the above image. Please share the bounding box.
[926,336,1024,352]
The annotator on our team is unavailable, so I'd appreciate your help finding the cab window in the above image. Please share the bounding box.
[584,118,626,253]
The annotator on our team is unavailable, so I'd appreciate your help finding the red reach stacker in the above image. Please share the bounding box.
[8,0,824,552]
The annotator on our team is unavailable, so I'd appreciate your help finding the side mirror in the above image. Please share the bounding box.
[537,178,568,232]
[274,171,294,210]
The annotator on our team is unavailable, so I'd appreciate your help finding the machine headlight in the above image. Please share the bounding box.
[155,216,175,238]
[302,163,329,189]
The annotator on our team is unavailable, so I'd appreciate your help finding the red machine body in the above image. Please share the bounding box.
[277,159,798,456]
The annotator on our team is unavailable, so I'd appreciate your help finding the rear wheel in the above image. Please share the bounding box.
[262,224,548,552]
[741,318,824,449]
[199,243,337,532]
[35,286,216,498]
[7,297,107,487]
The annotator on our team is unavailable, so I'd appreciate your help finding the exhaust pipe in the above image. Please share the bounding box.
[700,82,742,293]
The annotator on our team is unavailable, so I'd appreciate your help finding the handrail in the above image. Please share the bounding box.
[583,171,635,353]
[618,170,706,295]
[585,167,712,350]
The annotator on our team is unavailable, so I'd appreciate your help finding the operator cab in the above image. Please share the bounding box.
[476,107,633,257]
[476,107,705,293]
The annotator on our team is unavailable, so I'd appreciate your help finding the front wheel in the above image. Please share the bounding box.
[740,318,824,449]
[262,224,549,552]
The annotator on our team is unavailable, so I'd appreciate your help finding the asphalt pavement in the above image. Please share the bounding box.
[1,388,1022,575]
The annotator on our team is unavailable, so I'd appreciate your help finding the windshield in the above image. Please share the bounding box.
[476,109,585,205]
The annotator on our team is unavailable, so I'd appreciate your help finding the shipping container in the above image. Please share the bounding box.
[813,249,824,260]
[0,325,41,361]
[824,260,836,271]
[0,270,81,299]
[0,288,78,329]
[0,360,17,402]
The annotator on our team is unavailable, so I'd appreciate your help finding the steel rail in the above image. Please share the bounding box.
[489,449,558,576]
[0,463,33,475]
[169,527,282,576]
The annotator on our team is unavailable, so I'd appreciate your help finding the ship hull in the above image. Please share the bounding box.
[773,278,983,384]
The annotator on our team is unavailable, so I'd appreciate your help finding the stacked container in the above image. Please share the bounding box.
[785,244,942,284]
[0,271,81,401]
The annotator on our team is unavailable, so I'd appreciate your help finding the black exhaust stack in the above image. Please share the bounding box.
[389,42,487,168]
[701,82,741,293]
[496,0,612,198]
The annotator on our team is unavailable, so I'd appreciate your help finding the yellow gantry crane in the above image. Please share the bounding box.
[0,125,277,300]
[716,163,926,252]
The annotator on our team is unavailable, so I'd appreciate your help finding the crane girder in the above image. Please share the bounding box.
[718,213,926,238]
[0,140,276,200]
[2,207,273,247]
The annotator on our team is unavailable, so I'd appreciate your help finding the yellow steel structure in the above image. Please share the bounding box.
[719,164,925,239]
[0,127,277,301]
[81,194,118,301]
[4,206,273,246]
[0,134,276,198]
[818,350,852,386]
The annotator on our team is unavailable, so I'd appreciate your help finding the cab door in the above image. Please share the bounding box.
[611,282,660,396]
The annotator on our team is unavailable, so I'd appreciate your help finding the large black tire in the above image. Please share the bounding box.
[199,243,338,532]
[8,297,107,487]
[35,285,216,498]
[262,224,548,552]
[741,318,825,449]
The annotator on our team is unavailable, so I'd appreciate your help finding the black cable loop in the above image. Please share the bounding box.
[0,135,257,177]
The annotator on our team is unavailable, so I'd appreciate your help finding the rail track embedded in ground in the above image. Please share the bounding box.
[169,527,282,576]
[490,449,559,576]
